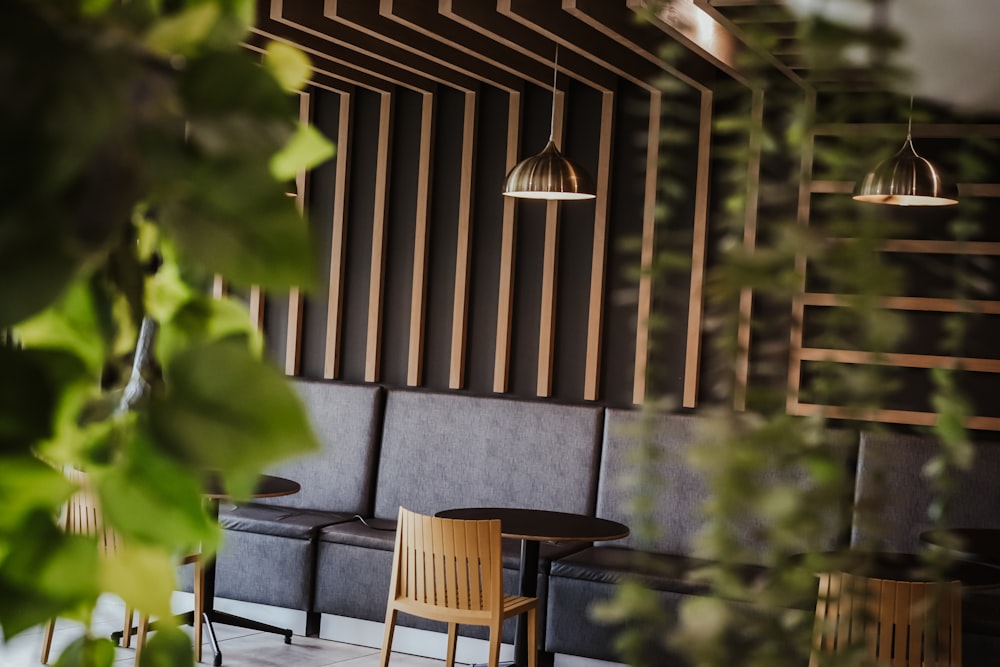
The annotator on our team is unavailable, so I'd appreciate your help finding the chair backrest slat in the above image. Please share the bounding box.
[392,507,500,614]
[812,572,961,667]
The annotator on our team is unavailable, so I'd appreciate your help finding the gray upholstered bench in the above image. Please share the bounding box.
[312,388,605,649]
[546,410,855,664]
[204,380,384,632]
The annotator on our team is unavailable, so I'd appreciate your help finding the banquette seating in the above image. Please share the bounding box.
[187,379,1000,666]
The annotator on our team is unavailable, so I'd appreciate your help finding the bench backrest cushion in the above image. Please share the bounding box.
[852,431,1000,552]
[598,409,856,562]
[373,390,604,519]
[260,380,384,514]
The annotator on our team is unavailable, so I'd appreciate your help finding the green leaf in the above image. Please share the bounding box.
[100,543,177,623]
[264,42,313,93]
[0,456,74,533]
[144,4,221,57]
[156,160,316,290]
[14,282,104,378]
[156,295,263,369]
[51,634,115,667]
[98,430,218,553]
[270,122,335,181]
[0,515,100,638]
[148,339,318,499]
[139,625,194,667]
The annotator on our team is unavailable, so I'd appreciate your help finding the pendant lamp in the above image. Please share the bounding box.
[853,96,958,206]
[503,45,596,201]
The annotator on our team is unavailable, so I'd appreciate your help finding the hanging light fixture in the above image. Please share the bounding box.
[853,96,958,206]
[503,45,596,201]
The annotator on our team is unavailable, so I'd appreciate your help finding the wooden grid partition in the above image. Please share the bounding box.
[788,121,1000,430]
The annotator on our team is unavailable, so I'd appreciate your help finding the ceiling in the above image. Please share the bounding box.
[250,1,1000,113]
[250,0,739,97]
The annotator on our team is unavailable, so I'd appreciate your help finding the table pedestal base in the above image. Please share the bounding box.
[111,608,293,666]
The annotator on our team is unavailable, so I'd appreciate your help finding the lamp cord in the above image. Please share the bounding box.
[549,43,558,142]
[907,94,914,140]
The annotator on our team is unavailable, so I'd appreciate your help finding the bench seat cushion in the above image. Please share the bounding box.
[549,546,767,595]
[220,503,357,539]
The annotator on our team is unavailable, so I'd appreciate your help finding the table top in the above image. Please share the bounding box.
[806,550,1000,588]
[922,528,1000,564]
[435,507,629,543]
[203,473,300,500]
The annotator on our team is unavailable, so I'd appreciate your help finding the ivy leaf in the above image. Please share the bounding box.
[145,4,221,57]
[156,295,264,369]
[270,122,335,181]
[98,430,218,554]
[51,634,115,667]
[148,338,318,500]
[264,41,313,93]
[156,159,316,291]
[14,282,105,378]
[139,625,194,667]
[100,543,177,624]
[0,456,74,533]
[0,515,100,638]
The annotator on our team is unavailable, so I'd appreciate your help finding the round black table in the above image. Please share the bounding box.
[436,507,629,667]
[200,474,300,665]
[809,549,1000,588]
[922,529,1000,567]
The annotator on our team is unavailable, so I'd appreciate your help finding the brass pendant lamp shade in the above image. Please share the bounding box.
[503,139,595,200]
[503,45,596,201]
[853,97,958,207]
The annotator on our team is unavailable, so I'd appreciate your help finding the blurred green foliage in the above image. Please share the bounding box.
[597,3,988,667]
[1,0,333,663]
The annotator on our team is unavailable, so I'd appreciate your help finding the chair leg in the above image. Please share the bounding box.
[379,608,398,667]
[487,621,502,667]
[526,608,537,667]
[445,623,458,667]
[122,607,133,649]
[193,559,205,663]
[39,618,56,664]
[134,614,149,666]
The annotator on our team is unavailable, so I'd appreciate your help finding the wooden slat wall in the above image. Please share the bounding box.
[254,0,733,407]
[245,1,1000,429]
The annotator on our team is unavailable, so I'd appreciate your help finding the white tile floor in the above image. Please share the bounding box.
[0,595,450,667]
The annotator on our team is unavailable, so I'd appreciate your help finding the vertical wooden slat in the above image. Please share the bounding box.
[632,90,663,404]
[786,90,817,411]
[466,519,483,610]
[211,275,226,299]
[285,91,311,377]
[493,90,522,393]
[893,581,911,666]
[407,92,435,386]
[878,578,896,661]
[835,573,854,653]
[950,581,962,667]
[583,91,615,401]
[431,516,446,607]
[477,522,493,609]
[448,90,478,389]
[681,90,713,408]
[365,92,393,382]
[444,521,465,610]
[536,90,566,397]
[324,90,353,379]
[734,87,764,410]
[864,577,881,660]
[248,286,265,332]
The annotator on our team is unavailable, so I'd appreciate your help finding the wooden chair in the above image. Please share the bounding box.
[810,571,962,667]
[379,507,538,667]
[40,468,204,665]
